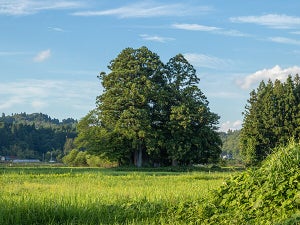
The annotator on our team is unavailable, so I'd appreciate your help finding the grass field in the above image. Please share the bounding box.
[0,166,235,225]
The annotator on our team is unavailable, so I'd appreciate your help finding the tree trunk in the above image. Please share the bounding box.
[134,141,143,167]
[172,159,178,166]
[137,146,142,167]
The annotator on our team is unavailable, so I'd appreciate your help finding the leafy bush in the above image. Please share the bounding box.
[62,150,116,167]
[86,154,116,167]
[203,141,300,224]
[62,149,79,166]
[73,151,88,166]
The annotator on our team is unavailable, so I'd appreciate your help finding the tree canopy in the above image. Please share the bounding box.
[240,75,300,165]
[76,47,221,167]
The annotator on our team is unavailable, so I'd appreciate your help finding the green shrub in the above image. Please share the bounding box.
[86,154,116,167]
[73,151,88,166]
[204,141,300,224]
[62,150,116,167]
[62,149,79,166]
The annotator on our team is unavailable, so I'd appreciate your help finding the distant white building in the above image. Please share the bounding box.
[12,159,40,163]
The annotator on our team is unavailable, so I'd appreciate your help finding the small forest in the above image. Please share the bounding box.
[0,113,77,161]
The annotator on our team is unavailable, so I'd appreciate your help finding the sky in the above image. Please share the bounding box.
[1,0,300,132]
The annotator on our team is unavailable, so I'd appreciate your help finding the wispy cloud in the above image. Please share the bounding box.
[172,23,220,31]
[140,34,174,43]
[184,53,232,70]
[269,36,300,45]
[230,14,300,29]
[218,29,247,37]
[72,2,212,18]
[0,79,99,119]
[236,65,300,90]
[48,26,65,32]
[172,23,247,37]
[290,31,300,35]
[220,120,242,132]
[0,0,84,16]
[33,49,51,62]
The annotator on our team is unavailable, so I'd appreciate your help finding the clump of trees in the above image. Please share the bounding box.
[240,75,300,165]
[62,149,115,167]
[75,47,221,167]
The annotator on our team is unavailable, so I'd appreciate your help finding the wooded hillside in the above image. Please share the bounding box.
[0,113,77,161]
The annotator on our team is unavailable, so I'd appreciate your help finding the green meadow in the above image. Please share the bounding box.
[0,166,234,225]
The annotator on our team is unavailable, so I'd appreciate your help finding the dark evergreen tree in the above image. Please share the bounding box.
[240,75,300,165]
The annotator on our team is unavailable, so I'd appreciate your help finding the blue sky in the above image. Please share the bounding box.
[1,0,300,131]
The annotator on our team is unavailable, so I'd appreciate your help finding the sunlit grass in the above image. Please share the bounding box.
[0,167,234,224]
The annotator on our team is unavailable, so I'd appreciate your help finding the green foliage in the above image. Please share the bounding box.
[220,129,241,160]
[241,75,300,165]
[62,149,88,167]
[76,47,221,167]
[62,149,79,166]
[62,149,116,167]
[203,141,300,224]
[0,113,77,160]
[86,154,115,167]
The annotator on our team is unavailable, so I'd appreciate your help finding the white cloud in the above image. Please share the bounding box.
[290,31,300,35]
[172,23,247,37]
[236,65,300,90]
[0,0,84,16]
[33,49,51,62]
[220,120,242,132]
[31,100,48,110]
[230,14,300,29]
[0,79,99,120]
[217,29,247,37]
[184,53,232,70]
[269,37,300,45]
[140,34,174,43]
[172,23,220,31]
[0,97,23,110]
[72,2,212,18]
[48,26,65,32]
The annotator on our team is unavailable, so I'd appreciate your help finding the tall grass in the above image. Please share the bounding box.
[0,167,232,224]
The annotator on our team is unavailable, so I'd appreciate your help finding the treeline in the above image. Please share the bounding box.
[0,111,241,166]
[241,75,300,165]
[0,113,77,161]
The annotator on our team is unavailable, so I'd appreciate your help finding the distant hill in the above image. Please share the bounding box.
[219,129,241,160]
[0,112,77,128]
[0,113,77,161]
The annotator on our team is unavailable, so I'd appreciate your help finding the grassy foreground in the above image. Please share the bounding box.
[0,166,233,225]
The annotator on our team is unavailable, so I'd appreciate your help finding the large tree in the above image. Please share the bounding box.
[96,47,164,166]
[163,54,221,165]
[77,47,221,166]
[240,75,300,165]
